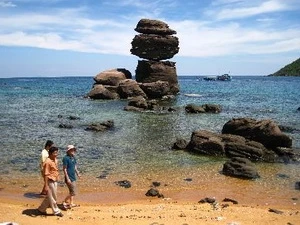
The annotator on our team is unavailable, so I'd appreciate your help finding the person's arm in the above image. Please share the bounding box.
[75,165,81,178]
[63,165,72,184]
[43,161,50,190]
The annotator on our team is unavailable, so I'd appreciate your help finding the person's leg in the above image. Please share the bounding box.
[64,181,76,202]
[63,181,72,207]
[40,172,47,195]
[38,194,50,213]
[69,181,76,206]
[48,181,62,215]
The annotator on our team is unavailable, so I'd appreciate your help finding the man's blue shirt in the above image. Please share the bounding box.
[62,155,77,182]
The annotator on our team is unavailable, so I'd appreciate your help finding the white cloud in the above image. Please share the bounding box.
[173,20,300,57]
[0,0,299,59]
[0,1,16,7]
[207,0,291,20]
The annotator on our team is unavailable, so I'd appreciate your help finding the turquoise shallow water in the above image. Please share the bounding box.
[0,76,299,186]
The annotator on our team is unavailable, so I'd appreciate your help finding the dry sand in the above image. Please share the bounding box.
[1,173,300,224]
[1,190,300,225]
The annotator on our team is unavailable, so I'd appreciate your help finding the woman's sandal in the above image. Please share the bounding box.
[62,202,71,209]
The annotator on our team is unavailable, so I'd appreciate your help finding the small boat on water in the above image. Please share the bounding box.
[217,73,231,81]
[202,73,232,81]
[203,76,217,81]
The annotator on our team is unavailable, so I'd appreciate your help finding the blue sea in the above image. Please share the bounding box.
[0,75,300,204]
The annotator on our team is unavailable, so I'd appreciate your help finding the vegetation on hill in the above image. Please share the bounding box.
[269,58,300,76]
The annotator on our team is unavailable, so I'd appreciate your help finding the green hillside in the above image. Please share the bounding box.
[269,58,300,76]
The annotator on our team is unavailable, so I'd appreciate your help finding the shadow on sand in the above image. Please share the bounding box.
[22,208,47,217]
[23,192,45,199]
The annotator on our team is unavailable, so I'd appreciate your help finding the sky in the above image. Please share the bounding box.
[0,0,299,77]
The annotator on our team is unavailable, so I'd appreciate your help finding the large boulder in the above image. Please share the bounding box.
[225,141,268,161]
[94,68,132,86]
[222,157,260,179]
[187,130,225,156]
[185,131,277,162]
[131,19,179,61]
[127,96,148,109]
[222,118,292,149]
[131,34,179,61]
[117,79,147,99]
[134,18,177,35]
[139,81,170,99]
[135,60,179,95]
[88,84,119,100]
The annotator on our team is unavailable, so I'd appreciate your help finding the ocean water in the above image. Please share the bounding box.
[0,76,300,202]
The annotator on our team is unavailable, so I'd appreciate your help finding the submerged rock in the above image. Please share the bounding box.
[85,120,114,132]
[185,103,222,114]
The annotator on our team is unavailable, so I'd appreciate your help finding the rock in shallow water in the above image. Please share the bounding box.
[222,157,260,179]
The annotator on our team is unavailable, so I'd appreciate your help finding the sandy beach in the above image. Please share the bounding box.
[1,194,300,225]
[1,174,300,225]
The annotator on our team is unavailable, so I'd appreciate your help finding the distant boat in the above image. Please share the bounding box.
[203,76,217,81]
[202,74,231,81]
[217,74,231,81]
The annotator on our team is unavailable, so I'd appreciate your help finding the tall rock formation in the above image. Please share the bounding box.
[131,19,180,95]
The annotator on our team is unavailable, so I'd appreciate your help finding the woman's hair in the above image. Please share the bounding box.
[49,146,59,155]
[45,140,54,148]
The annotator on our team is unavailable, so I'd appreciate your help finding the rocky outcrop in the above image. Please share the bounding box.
[88,84,119,100]
[187,130,225,156]
[173,117,299,179]
[186,130,274,161]
[88,18,180,101]
[131,19,180,96]
[222,118,292,149]
[136,60,179,95]
[139,80,170,99]
[88,68,133,100]
[117,79,146,99]
[93,68,132,86]
[177,118,298,163]
[222,157,260,179]
[131,19,178,60]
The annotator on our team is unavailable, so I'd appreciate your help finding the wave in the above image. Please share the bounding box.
[183,93,202,97]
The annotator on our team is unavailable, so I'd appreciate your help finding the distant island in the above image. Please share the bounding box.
[268,58,300,76]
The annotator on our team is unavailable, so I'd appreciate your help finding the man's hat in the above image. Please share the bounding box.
[67,145,76,152]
